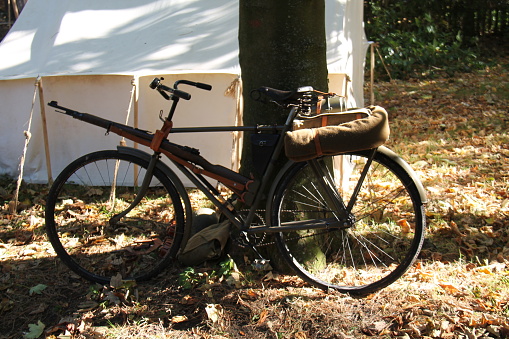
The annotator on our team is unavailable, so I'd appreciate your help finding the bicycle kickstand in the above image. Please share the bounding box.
[238,231,273,271]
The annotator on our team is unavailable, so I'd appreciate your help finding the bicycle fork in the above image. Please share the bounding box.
[307,148,378,229]
[109,152,160,226]
[307,158,355,228]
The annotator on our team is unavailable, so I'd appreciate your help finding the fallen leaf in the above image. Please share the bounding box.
[397,219,411,233]
[29,284,47,296]
[0,298,14,312]
[171,315,188,323]
[78,301,99,311]
[110,273,123,289]
[257,310,268,326]
[226,272,242,288]
[438,283,460,294]
[29,303,47,315]
[246,289,258,299]
[448,221,464,237]
[180,295,198,305]
[262,271,279,282]
[23,320,45,339]
[362,320,387,336]
[205,304,223,323]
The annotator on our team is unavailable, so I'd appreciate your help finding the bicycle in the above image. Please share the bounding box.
[45,77,426,295]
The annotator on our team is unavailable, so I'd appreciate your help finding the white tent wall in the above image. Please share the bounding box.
[5,73,240,186]
[0,78,41,179]
[326,0,369,104]
[0,0,240,78]
[29,75,135,183]
[0,0,367,185]
[137,73,240,187]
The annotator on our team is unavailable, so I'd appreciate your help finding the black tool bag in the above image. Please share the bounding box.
[250,133,280,174]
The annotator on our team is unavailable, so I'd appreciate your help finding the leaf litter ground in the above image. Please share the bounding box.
[1,58,509,338]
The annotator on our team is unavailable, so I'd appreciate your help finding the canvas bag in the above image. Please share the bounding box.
[284,106,390,162]
[178,220,231,266]
[293,108,371,130]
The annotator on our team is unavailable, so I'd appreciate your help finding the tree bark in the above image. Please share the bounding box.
[239,0,328,177]
[238,1,328,270]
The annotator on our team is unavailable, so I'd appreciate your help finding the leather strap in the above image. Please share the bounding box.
[321,115,328,127]
[313,129,323,157]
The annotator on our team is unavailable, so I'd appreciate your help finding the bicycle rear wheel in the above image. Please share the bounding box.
[45,150,185,285]
[269,148,425,295]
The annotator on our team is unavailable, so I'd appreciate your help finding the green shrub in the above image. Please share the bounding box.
[365,1,487,79]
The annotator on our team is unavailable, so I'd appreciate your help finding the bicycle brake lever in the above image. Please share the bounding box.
[158,89,171,100]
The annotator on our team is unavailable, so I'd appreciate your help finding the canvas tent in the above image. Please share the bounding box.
[0,0,368,186]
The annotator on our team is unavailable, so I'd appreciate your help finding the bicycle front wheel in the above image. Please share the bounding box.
[45,150,185,285]
[269,148,425,295]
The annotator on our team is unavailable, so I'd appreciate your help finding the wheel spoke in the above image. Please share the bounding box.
[271,150,425,294]
[45,151,184,284]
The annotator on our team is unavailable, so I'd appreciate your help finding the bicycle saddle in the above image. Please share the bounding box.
[252,86,309,105]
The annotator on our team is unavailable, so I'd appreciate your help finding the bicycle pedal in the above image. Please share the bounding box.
[252,259,272,271]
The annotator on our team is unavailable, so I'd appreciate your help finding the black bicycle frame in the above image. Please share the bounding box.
[164,105,300,231]
[165,107,368,235]
[48,100,366,235]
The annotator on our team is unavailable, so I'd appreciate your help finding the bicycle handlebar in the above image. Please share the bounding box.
[150,77,212,101]
[175,79,212,91]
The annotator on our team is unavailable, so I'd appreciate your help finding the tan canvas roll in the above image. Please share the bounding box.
[284,106,390,162]
[293,108,371,130]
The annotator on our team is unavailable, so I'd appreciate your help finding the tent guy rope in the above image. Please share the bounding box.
[9,76,40,214]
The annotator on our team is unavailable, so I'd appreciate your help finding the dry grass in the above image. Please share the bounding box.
[1,58,509,338]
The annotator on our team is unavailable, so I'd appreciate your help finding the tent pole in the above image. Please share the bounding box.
[38,77,53,184]
[12,0,19,19]
[132,77,139,186]
[133,76,139,148]
[7,0,11,28]
[225,76,242,173]
[369,41,375,106]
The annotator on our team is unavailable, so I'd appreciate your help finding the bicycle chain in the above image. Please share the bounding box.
[232,209,337,248]
[248,228,332,248]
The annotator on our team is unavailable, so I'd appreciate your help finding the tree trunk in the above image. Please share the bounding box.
[462,1,477,40]
[238,0,328,271]
[239,0,328,177]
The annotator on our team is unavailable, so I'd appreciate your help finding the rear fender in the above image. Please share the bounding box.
[375,146,427,203]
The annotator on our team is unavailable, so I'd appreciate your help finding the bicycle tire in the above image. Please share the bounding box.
[269,148,425,295]
[45,150,185,285]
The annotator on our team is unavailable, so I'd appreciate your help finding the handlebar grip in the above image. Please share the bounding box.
[196,82,212,91]
[150,78,191,100]
[173,89,191,100]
